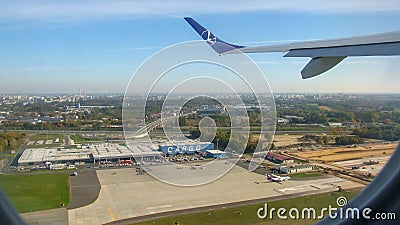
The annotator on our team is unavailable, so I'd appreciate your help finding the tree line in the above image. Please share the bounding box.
[0,132,27,153]
[353,126,400,141]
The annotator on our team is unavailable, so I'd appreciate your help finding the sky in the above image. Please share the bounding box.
[0,0,400,94]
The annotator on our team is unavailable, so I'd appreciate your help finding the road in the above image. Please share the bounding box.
[1,135,31,174]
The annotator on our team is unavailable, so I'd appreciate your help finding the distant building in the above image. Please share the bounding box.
[284,115,304,122]
[277,118,289,124]
[327,122,344,127]
[197,108,224,116]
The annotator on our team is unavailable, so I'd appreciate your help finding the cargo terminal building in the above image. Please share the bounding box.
[18,141,215,166]
[158,141,214,155]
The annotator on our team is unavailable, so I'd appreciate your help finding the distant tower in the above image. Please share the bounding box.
[78,88,85,103]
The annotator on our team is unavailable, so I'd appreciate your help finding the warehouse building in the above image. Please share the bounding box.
[88,143,160,163]
[18,148,91,165]
[18,142,161,166]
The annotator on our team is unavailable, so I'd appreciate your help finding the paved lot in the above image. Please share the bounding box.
[68,162,363,225]
[67,167,100,209]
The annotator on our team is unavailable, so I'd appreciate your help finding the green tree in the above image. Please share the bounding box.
[322,136,329,145]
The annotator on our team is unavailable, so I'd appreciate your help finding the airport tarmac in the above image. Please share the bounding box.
[68,164,363,225]
[67,167,100,209]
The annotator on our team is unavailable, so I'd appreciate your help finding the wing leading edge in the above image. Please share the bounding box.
[184,17,400,79]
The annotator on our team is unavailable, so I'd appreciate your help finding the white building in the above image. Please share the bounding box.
[274,164,315,174]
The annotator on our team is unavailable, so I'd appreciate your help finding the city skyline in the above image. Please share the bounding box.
[1,1,400,94]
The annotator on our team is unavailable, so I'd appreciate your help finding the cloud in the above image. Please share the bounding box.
[1,0,399,22]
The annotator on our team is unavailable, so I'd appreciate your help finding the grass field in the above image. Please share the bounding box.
[70,134,101,144]
[276,126,331,132]
[132,189,361,225]
[289,172,324,178]
[70,134,87,144]
[30,134,64,141]
[26,144,61,149]
[0,153,13,160]
[0,173,70,213]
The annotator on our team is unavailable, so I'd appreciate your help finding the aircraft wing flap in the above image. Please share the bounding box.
[225,44,292,54]
[230,31,400,56]
[284,42,400,57]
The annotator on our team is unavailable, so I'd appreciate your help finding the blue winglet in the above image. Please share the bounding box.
[184,17,245,54]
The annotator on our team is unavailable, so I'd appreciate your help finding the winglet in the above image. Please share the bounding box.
[184,17,245,54]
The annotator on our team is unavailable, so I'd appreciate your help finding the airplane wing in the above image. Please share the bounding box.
[184,17,400,79]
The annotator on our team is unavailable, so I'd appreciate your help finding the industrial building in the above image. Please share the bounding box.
[18,142,161,166]
[158,141,214,155]
[89,143,160,163]
[18,148,91,165]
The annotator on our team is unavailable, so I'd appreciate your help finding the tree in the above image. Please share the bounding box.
[270,143,275,150]
[384,119,392,125]
[335,136,363,145]
[315,136,322,144]
[322,136,329,145]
